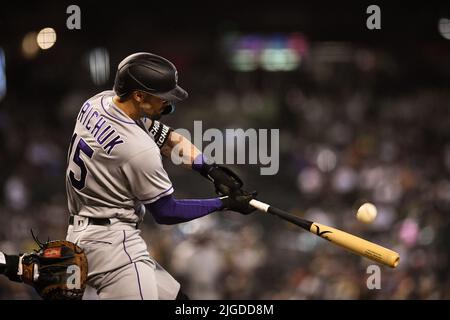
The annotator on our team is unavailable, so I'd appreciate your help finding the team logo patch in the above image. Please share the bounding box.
[43,247,62,258]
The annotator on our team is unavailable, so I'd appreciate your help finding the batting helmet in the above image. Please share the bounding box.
[113,52,188,115]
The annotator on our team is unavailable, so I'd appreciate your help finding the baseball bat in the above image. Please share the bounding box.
[249,199,400,268]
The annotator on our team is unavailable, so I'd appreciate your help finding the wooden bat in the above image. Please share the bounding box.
[249,199,400,268]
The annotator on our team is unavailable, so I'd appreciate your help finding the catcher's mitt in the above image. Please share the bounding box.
[20,239,88,300]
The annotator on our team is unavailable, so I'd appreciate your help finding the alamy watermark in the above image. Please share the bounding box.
[66,265,81,289]
[66,5,81,30]
[366,265,381,290]
[366,5,381,30]
[170,121,279,175]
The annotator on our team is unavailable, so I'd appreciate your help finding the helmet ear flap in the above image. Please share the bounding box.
[162,104,175,115]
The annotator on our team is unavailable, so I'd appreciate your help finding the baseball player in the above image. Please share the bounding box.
[64,52,256,299]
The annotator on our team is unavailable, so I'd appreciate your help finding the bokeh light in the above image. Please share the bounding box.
[438,18,450,40]
[88,48,110,85]
[36,27,57,50]
[21,32,39,59]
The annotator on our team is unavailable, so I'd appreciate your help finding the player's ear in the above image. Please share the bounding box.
[133,91,145,103]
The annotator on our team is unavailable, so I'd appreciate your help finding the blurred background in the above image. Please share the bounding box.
[1,1,450,299]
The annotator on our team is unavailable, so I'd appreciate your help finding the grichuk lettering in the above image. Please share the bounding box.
[76,105,124,154]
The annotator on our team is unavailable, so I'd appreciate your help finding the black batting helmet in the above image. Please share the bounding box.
[113,52,188,115]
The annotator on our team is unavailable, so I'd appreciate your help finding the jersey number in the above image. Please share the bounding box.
[69,135,94,190]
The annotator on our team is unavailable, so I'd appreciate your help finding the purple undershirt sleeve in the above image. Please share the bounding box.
[145,194,224,225]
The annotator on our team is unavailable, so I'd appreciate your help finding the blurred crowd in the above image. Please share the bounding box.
[1,39,450,299]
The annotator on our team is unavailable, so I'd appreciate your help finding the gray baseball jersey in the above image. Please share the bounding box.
[66,90,173,223]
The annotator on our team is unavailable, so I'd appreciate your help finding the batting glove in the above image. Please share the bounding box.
[220,190,258,215]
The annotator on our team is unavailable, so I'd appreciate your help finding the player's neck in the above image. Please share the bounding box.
[112,96,141,120]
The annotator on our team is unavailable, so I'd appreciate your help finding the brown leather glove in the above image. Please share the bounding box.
[18,240,88,300]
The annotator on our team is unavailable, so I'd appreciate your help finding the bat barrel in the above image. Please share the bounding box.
[311,223,400,268]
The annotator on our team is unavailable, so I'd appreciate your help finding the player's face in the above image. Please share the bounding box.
[136,92,169,120]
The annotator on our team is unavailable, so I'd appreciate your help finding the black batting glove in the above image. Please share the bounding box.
[193,155,243,196]
[220,190,258,215]
[206,164,243,196]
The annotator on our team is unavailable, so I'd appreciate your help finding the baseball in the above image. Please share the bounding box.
[356,202,377,224]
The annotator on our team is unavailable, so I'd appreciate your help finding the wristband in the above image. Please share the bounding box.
[148,120,173,149]
[192,154,207,172]
[192,154,215,177]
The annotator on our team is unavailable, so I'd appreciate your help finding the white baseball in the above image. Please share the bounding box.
[356,203,377,224]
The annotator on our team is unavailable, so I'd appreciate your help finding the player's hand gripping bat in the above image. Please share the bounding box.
[249,199,400,268]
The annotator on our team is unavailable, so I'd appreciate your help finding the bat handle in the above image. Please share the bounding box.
[249,199,313,231]
[249,199,270,212]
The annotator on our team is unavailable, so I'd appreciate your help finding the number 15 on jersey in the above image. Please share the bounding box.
[68,133,94,190]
